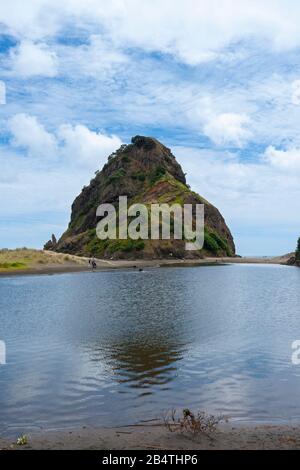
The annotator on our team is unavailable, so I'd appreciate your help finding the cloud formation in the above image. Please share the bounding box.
[2,1,300,62]
[264,146,300,170]
[8,113,57,158]
[58,123,122,166]
[9,40,58,77]
[291,79,300,105]
[8,113,122,168]
[203,113,252,147]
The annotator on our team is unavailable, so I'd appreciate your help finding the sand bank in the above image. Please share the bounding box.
[0,252,294,277]
[1,423,300,450]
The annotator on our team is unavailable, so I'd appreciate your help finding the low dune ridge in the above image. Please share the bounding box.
[0,248,86,273]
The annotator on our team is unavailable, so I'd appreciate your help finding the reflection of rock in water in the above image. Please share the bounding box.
[92,288,190,390]
[65,269,195,391]
[104,340,185,389]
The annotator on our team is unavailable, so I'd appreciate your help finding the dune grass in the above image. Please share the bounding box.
[0,248,83,271]
[0,262,27,270]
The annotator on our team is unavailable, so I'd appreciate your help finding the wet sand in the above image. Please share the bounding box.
[0,253,293,277]
[1,424,300,450]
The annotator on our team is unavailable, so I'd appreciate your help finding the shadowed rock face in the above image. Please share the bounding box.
[288,237,300,266]
[296,238,300,266]
[49,136,235,259]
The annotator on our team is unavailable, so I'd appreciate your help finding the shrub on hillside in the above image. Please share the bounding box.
[296,237,300,261]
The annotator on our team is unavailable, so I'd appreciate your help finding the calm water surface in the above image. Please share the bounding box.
[0,264,300,435]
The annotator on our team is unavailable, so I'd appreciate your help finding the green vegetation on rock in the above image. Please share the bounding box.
[87,230,145,257]
[204,230,233,256]
[106,168,126,186]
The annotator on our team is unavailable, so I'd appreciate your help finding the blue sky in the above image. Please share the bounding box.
[0,0,300,255]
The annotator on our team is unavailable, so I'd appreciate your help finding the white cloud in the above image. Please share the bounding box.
[2,1,300,64]
[54,35,128,82]
[58,123,122,167]
[0,81,6,104]
[7,114,122,168]
[8,113,58,158]
[291,79,300,105]
[264,145,300,170]
[203,113,252,147]
[10,40,58,77]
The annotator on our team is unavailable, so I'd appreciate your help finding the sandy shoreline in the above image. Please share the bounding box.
[0,254,294,277]
[1,423,300,450]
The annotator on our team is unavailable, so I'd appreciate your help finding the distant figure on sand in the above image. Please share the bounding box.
[89,257,97,270]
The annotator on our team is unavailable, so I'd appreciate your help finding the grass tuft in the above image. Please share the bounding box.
[163,408,226,436]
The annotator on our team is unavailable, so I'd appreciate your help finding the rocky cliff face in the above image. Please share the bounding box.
[47,136,235,259]
[296,238,300,266]
[288,237,300,266]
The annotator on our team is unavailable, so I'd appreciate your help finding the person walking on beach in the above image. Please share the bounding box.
[91,257,97,270]
[88,257,97,270]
